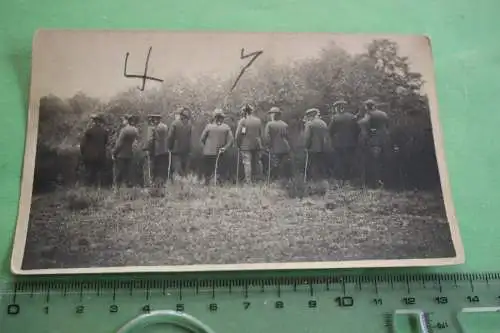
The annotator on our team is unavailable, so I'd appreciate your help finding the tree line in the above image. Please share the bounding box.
[33,39,441,193]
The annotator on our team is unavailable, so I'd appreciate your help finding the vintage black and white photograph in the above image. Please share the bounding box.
[11,30,464,274]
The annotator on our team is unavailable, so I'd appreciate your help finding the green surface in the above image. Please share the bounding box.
[1,273,500,333]
[1,0,499,278]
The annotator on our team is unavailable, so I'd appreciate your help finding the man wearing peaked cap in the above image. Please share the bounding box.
[80,113,109,187]
[357,98,390,188]
[303,108,329,181]
[329,99,359,181]
[167,107,193,178]
[113,114,140,188]
[235,103,263,184]
[265,106,292,180]
[199,108,234,185]
[145,112,169,187]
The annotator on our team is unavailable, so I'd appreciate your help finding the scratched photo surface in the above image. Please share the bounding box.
[11,30,464,274]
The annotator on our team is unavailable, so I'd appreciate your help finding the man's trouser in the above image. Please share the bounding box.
[171,153,190,178]
[363,145,386,188]
[307,152,327,182]
[115,157,133,187]
[202,155,218,184]
[269,152,292,180]
[240,150,262,183]
[83,158,106,186]
[333,147,357,180]
[151,153,170,186]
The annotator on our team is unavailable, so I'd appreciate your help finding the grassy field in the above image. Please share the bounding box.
[22,177,456,270]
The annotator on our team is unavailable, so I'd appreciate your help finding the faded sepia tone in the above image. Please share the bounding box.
[11,30,463,275]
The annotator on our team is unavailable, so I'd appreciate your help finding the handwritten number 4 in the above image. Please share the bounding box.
[123,46,164,91]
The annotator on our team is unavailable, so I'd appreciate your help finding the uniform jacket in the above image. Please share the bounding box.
[304,117,329,153]
[358,110,390,147]
[113,124,139,159]
[200,122,234,156]
[80,125,109,161]
[235,115,262,151]
[167,119,192,154]
[146,122,169,156]
[328,112,360,149]
[264,120,290,154]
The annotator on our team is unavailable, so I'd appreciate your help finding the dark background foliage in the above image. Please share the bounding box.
[33,39,440,193]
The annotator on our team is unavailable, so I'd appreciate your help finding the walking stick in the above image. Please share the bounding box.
[235,148,240,185]
[214,149,222,186]
[168,151,173,183]
[303,150,309,183]
[267,150,272,184]
[112,157,117,190]
[145,153,152,187]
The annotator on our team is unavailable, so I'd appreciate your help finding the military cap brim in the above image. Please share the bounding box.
[90,114,104,121]
[305,108,320,116]
[268,107,281,114]
[332,100,348,107]
[363,99,376,105]
[148,114,162,119]
[213,109,225,118]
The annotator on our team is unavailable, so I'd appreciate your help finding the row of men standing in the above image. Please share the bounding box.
[79,99,390,188]
[303,99,391,187]
[79,108,192,188]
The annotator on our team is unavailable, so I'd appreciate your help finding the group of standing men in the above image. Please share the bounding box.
[79,98,390,188]
[199,104,293,185]
[302,98,390,186]
[79,107,193,188]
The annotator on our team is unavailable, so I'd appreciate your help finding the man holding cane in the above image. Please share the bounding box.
[264,106,291,181]
[167,107,192,179]
[199,109,234,185]
[145,114,169,187]
[303,108,329,182]
[235,104,263,184]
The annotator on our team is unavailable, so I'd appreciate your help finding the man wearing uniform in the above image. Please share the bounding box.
[303,108,329,181]
[235,104,263,184]
[357,99,390,187]
[199,109,234,185]
[167,107,192,178]
[264,107,291,180]
[112,115,140,187]
[328,100,360,180]
[80,114,109,187]
[145,114,170,186]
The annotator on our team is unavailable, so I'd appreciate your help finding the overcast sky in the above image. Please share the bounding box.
[30,30,435,102]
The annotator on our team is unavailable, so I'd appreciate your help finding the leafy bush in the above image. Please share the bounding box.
[33,39,439,192]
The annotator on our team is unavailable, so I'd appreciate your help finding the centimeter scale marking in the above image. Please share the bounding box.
[1,272,500,333]
[6,272,499,298]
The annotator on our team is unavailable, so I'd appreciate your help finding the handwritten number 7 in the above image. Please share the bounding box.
[229,48,264,92]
